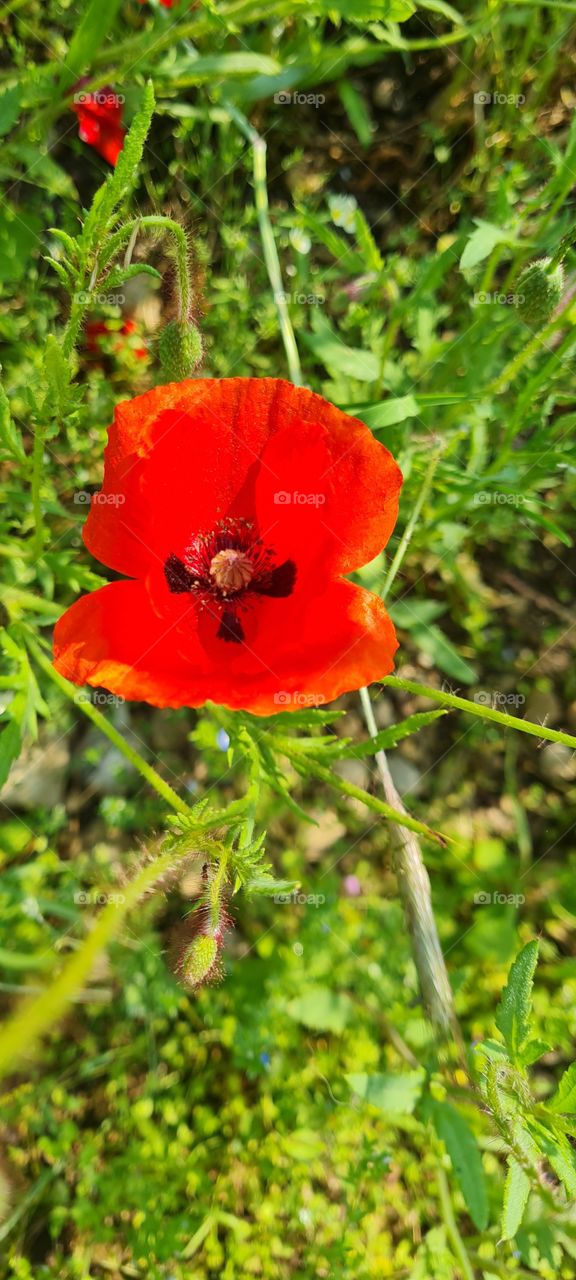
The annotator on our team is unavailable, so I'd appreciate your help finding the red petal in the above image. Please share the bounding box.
[53,577,397,714]
[254,396,402,576]
[53,580,210,707]
[82,378,401,581]
[72,92,125,166]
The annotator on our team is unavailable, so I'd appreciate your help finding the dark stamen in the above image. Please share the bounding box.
[254,559,297,598]
[165,553,195,593]
[217,610,245,644]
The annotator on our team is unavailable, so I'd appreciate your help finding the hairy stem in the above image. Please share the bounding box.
[489,291,574,393]
[381,674,576,750]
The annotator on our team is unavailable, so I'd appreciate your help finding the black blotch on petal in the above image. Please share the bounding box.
[165,553,194,594]
[254,559,297,598]
[217,609,245,644]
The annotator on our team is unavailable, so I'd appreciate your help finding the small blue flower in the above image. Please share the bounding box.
[217,728,230,751]
[260,1051,271,1066]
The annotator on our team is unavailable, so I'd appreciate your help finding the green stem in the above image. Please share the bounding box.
[381,674,576,750]
[277,737,447,846]
[101,215,191,321]
[27,638,191,816]
[436,1163,476,1280]
[382,446,443,596]
[548,227,574,271]
[141,216,191,322]
[226,101,302,386]
[61,299,87,360]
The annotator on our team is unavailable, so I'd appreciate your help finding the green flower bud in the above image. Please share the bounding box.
[158,319,203,383]
[180,933,219,989]
[516,258,564,328]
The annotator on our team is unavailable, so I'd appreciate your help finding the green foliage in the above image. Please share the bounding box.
[2,0,576,1274]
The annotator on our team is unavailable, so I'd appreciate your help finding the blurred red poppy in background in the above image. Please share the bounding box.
[71,87,125,166]
[85,318,148,363]
[53,379,402,714]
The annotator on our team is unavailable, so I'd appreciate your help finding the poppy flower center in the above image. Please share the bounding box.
[209,548,254,594]
[164,517,297,645]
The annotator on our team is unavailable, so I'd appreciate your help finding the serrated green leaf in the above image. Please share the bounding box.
[495,940,539,1063]
[519,1039,551,1067]
[501,1159,530,1240]
[430,1100,489,1230]
[346,1070,424,1115]
[0,381,25,462]
[243,874,299,897]
[82,83,155,249]
[337,710,447,759]
[103,263,162,291]
[43,256,72,287]
[529,1120,576,1197]
[44,335,72,415]
[548,1061,576,1113]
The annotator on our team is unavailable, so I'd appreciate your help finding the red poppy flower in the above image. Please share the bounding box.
[53,379,402,714]
[85,317,148,362]
[137,0,173,6]
[71,87,125,166]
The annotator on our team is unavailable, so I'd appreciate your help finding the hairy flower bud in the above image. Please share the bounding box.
[180,932,220,988]
[516,258,564,328]
[158,319,203,382]
[173,890,230,992]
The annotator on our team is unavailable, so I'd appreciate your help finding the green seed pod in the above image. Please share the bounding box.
[516,258,564,328]
[158,319,203,382]
[180,933,219,989]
